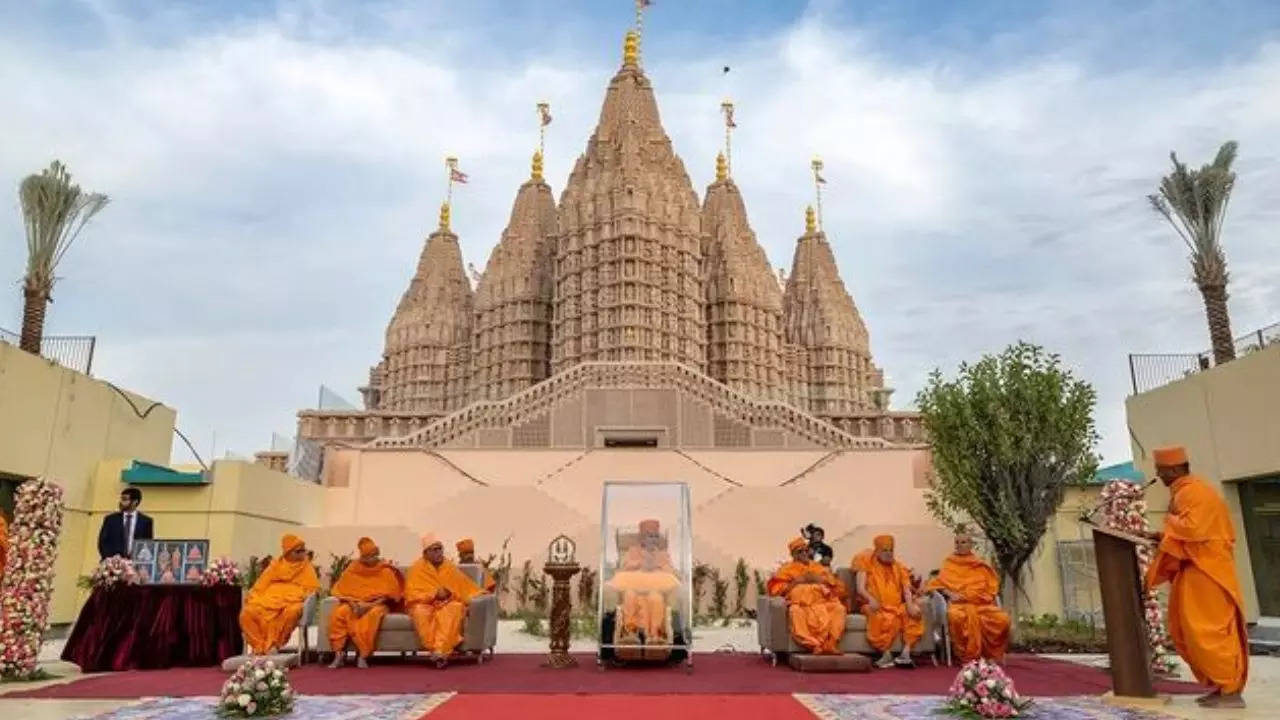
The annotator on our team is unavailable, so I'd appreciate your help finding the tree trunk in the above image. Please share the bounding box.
[1199,283,1236,366]
[19,285,49,355]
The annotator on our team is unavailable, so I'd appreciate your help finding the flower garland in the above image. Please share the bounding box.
[203,557,242,587]
[81,556,140,591]
[219,657,294,717]
[0,478,65,679]
[1098,480,1178,675]
[943,659,1032,718]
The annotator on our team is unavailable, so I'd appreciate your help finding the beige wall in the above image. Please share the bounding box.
[0,344,176,624]
[1125,343,1280,621]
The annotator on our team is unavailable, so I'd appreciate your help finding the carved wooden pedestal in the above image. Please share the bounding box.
[543,561,582,669]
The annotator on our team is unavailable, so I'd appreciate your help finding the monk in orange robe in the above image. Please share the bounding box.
[407,533,484,666]
[455,538,497,593]
[925,529,1009,663]
[1145,446,1248,709]
[608,519,680,645]
[767,537,846,655]
[859,534,923,668]
[327,537,403,669]
[239,534,320,655]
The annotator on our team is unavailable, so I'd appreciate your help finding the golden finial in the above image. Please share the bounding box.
[532,150,544,181]
[715,152,727,182]
[439,201,451,231]
[623,30,638,66]
[805,205,816,234]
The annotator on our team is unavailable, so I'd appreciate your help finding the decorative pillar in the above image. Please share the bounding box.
[542,534,582,669]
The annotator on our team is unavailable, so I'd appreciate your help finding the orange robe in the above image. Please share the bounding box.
[862,558,924,652]
[767,561,846,654]
[1146,474,1248,694]
[328,562,404,658]
[239,555,320,654]
[405,558,482,655]
[925,554,1009,662]
[610,546,679,641]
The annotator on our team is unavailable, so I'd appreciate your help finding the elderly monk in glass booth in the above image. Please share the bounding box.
[606,518,681,645]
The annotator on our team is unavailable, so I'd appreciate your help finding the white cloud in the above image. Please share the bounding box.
[2,4,1277,467]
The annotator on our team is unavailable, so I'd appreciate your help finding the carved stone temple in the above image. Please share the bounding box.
[280,31,922,462]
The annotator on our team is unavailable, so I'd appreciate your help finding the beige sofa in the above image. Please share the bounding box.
[318,563,498,662]
[756,567,943,665]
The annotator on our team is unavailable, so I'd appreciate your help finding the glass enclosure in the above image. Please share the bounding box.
[597,481,694,667]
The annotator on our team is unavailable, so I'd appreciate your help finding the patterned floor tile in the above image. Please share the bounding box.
[72,693,454,720]
[795,694,1181,720]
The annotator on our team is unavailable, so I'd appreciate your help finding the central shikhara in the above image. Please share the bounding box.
[290,32,922,453]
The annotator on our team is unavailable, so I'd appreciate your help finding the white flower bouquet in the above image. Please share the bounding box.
[202,557,242,587]
[943,659,1032,718]
[218,657,294,717]
[81,556,140,591]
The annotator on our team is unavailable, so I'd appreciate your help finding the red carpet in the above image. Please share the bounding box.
[425,694,816,720]
[11,653,1203,699]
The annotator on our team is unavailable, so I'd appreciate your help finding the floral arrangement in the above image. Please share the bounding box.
[1098,480,1178,675]
[218,657,294,717]
[943,659,1032,718]
[202,557,242,587]
[79,555,140,591]
[0,477,65,679]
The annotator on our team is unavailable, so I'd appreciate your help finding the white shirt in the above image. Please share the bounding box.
[123,511,136,555]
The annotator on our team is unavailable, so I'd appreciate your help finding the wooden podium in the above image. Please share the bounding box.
[1085,522,1157,699]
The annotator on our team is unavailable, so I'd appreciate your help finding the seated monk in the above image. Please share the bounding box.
[456,538,497,593]
[239,534,320,655]
[858,534,924,668]
[407,533,484,667]
[607,519,680,647]
[767,537,846,655]
[327,537,403,669]
[925,529,1010,663]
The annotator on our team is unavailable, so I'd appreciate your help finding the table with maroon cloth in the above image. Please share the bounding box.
[62,585,243,671]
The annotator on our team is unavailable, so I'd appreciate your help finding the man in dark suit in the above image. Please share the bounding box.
[98,486,154,560]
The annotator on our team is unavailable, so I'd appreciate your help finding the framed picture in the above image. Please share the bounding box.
[131,539,211,585]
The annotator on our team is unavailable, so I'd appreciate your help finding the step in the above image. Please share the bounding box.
[1248,638,1280,656]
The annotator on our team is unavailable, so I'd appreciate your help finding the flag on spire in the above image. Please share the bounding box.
[722,102,737,128]
[538,102,552,126]
[450,168,469,184]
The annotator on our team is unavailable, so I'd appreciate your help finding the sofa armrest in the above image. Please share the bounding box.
[317,596,338,639]
[756,595,788,651]
[464,594,498,651]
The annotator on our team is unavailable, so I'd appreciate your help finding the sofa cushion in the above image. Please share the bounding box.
[844,614,867,632]
[379,613,414,632]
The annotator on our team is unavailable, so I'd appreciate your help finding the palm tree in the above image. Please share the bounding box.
[17,161,109,355]
[1148,141,1239,366]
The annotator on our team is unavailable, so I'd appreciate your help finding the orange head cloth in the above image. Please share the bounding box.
[639,519,660,534]
[421,533,441,550]
[787,537,808,553]
[1153,446,1188,467]
[280,533,304,554]
[873,534,895,552]
[357,537,379,557]
[455,538,474,553]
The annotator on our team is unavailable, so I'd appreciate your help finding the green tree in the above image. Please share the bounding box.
[18,161,108,354]
[917,342,1099,619]
[1148,141,1239,366]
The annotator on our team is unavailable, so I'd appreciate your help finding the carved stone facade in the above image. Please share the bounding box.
[293,31,911,455]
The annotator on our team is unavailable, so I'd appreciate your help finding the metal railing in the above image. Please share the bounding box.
[0,327,96,375]
[1129,320,1279,394]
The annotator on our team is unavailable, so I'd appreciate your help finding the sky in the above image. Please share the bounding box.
[2,0,1278,467]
